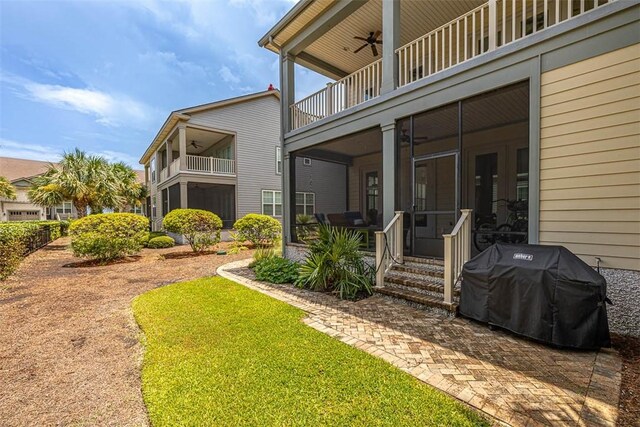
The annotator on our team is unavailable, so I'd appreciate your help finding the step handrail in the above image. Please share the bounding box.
[375,211,404,287]
[442,209,472,305]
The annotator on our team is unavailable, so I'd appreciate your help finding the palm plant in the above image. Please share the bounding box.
[28,149,132,217]
[110,162,148,212]
[0,177,16,200]
[296,224,374,300]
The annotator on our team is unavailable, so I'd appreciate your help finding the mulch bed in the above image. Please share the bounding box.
[63,256,142,268]
[0,238,253,427]
[612,334,640,426]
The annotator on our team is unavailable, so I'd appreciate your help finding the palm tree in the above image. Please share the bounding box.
[110,162,148,212]
[0,176,17,200]
[28,149,120,217]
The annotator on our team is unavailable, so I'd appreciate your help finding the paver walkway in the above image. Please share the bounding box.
[219,260,622,427]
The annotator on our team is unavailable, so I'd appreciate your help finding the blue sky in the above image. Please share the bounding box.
[0,0,328,168]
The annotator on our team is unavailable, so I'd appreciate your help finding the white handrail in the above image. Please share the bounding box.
[290,59,382,130]
[184,154,235,175]
[375,211,404,287]
[443,209,473,305]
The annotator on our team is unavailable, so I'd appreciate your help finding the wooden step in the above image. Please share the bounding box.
[402,255,444,266]
[390,263,444,278]
[384,273,460,297]
[376,286,458,313]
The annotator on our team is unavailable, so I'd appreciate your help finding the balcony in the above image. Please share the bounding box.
[158,156,235,184]
[289,0,617,131]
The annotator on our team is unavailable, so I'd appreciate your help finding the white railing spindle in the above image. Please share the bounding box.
[375,211,404,287]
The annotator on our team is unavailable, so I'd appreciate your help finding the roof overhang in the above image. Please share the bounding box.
[139,90,280,165]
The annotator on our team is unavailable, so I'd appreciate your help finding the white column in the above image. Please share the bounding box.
[166,139,173,172]
[381,122,396,226]
[178,125,187,171]
[381,0,400,94]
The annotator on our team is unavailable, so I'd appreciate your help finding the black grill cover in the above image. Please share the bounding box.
[460,244,610,349]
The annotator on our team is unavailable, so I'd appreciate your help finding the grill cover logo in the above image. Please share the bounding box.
[513,253,533,261]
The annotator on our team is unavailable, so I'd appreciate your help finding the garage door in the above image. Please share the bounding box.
[8,211,40,221]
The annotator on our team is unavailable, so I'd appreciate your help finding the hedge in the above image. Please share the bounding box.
[0,221,66,280]
[70,213,148,261]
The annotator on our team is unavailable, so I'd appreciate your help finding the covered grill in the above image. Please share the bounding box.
[460,243,611,350]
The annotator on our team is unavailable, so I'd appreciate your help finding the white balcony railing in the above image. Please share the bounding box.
[169,158,180,176]
[159,168,168,182]
[398,0,617,87]
[375,211,404,287]
[289,0,617,130]
[185,154,235,175]
[291,59,382,130]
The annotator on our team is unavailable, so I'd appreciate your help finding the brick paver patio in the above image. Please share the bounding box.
[219,260,622,427]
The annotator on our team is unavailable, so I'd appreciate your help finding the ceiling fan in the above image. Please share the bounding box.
[400,128,429,144]
[190,140,202,149]
[353,31,382,56]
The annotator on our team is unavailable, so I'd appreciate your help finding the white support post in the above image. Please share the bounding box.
[381,122,396,226]
[395,211,404,264]
[178,126,187,172]
[165,140,172,175]
[443,234,454,304]
[488,0,497,52]
[461,209,473,263]
[325,83,333,116]
[179,181,188,209]
[375,231,385,287]
[381,0,400,94]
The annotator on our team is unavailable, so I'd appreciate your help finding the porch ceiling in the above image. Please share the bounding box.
[297,127,381,162]
[301,0,485,78]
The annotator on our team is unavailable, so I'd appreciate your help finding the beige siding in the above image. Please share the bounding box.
[539,44,640,271]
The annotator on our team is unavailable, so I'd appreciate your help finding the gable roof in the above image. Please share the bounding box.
[0,157,53,182]
[139,89,281,164]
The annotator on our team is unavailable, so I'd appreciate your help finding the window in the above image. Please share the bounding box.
[365,171,379,214]
[55,202,72,214]
[263,190,314,217]
[152,196,157,219]
[150,158,156,183]
[162,188,169,217]
[262,190,282,216]
[302,157,312,166]
[276,146,282,175]
[129,205,143,215]
[295,192,315,216]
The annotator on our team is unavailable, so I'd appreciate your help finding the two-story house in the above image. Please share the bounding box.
[260,0,640,336]
[139,88,346,233]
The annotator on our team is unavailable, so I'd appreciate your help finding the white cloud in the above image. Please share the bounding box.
[23,82,152,127]
[218,65,241,84]
[0,139,142,168]
[0,139,62,163]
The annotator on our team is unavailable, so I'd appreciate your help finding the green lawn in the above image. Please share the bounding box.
[133,277,488,426]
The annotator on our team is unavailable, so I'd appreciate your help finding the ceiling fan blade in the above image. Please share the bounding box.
[373,30,381,40]
[376,39,383,44]
[354,43,368,54]
[354,36,368,41]
[371,44,378,57]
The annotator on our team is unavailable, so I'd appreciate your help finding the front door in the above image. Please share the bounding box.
[412,153,458,258]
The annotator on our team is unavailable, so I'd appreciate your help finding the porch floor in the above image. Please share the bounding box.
[220,260,621,427]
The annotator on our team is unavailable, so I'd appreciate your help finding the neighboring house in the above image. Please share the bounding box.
[0,156,145,221]
[260,0,640,335]
[139,88,341,231]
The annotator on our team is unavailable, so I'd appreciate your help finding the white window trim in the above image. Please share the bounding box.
[295,191,315,216]
[275,146,282,175]
[262,190,282,217]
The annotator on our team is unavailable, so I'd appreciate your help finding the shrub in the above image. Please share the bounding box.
[254,256,299,284]
[147,236,175,249]
[296,225,373,300]
[69,213,148,261]
[141,231,167,247]
[234,214,281,248]
[0,223,37,280]
[163,209,222,252]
